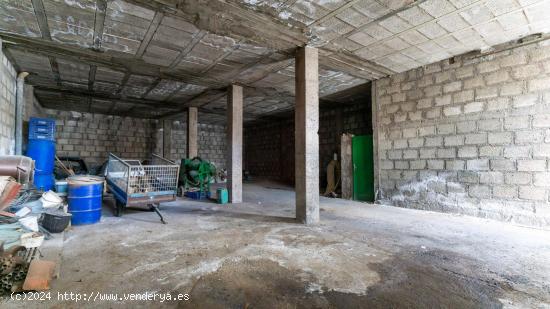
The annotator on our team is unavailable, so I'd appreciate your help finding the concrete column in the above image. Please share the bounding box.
[295,46,319,224]
[227,84,243,203]
[187,107,198,158]
[341,133,353,200]
[162,120,172,160]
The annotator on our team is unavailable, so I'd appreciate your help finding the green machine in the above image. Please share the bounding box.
[178,157,216,198]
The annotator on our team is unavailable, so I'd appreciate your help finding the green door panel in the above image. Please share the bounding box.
[353,135,375,202]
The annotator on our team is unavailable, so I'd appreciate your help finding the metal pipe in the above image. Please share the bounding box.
[15,72,29,155]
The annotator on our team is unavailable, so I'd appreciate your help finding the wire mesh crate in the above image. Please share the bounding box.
[105,153,179,223]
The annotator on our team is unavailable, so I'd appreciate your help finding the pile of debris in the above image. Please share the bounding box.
[0,155,63,295]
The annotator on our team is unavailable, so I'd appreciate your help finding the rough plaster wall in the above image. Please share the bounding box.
[0,39,17,155]
[166,121,227,170]
[45,109,155,169]
[375,41,550,228]
[244,101,371,186]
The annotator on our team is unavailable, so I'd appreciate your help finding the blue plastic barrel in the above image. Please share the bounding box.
[33,173,55,191]
[67,176,104,225]
[26,139,55,174]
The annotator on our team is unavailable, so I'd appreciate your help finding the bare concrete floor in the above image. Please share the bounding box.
[5,180,550,308]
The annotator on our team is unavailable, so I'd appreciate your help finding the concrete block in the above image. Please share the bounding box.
[428,159,445,169]
[446,160,465,170]
[443,106,462,116]
[402,128,417,138]
[463,76,484,90]
[491,159,516,171]
[504,116,530,130]
[504,146,530,158]
[426,107,441,118]
[395,161,409,170]
[437,148,456,158]
[534,172,550,187]
[469,185,491,198]
[394,139,408,149]
[409,111,423,121]
[444,135,464,146]
[475,87,498,99]
[403,149,419,159]
[512,64,540,79]
[517,160,546,172]
[519,186,546,201]
[487,98,510,111]
[480,171,504,184]
[458,146,478,158]
[437,123,455,135]
[444,81,462,93]
[477,61,500,74]
[418,126,436,136]
[516,130,543,144]
[381,160,394,169]
[505,172,532,185]
[477,119,501,131]
[500,81,524,96]
[533,114,550,128]
[458,171,479,183]
[457,121,477,133]
[467,159,489,171]
[465,133,487,145]
[420,148,436,158]
[455,65,474,79]
[529,77,550,92]
[435,95,452,106]
[408,138,424,148]
[424,85,443,97]
[424,136,443,147]
[464,101,484,114]
[488,132,513,145]
[493,185,517,199]
[388,150,403,159]
[410,160,427,170]
[513,94,539,108]
[417,98,433,109]
[485,71,509,85]
[500,53,527,67]
[453,90,474,103]
[533,144,550,158]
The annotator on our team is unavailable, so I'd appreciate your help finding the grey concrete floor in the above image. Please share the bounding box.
[5,180,550,308]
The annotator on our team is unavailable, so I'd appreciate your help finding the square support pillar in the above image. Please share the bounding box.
[227,84,243,203]
[295,46,319,224]
[187,107,198,158]
[162,120,172,160]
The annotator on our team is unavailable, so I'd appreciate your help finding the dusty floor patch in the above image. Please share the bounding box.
[1,182,549,308]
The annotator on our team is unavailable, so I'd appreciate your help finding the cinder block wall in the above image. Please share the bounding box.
[0,39,17,155]
[168,121,227,170]
[244,100,371,186]
[47,109,155,169]
[375,41,550,227]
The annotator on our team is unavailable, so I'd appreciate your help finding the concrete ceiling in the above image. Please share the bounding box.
[1,0,549,121]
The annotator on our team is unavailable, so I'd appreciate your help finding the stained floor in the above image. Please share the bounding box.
[4,181,550,308]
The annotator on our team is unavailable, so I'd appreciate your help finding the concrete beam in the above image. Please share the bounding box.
[227,84,243,203]
[33,87,181,109]
[0,33,225,88]
[295,46,319,225]
[92,0,108,50]
[187,107,198,158]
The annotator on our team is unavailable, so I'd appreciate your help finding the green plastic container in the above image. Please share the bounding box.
[217,188,228,204]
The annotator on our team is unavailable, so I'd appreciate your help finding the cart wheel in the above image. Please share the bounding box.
[114,200,124,217]
[177,186,185,197]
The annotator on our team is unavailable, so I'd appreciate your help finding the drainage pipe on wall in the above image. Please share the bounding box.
[15,72,29,155]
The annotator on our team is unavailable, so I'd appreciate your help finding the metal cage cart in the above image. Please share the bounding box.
[105,153,179,224]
